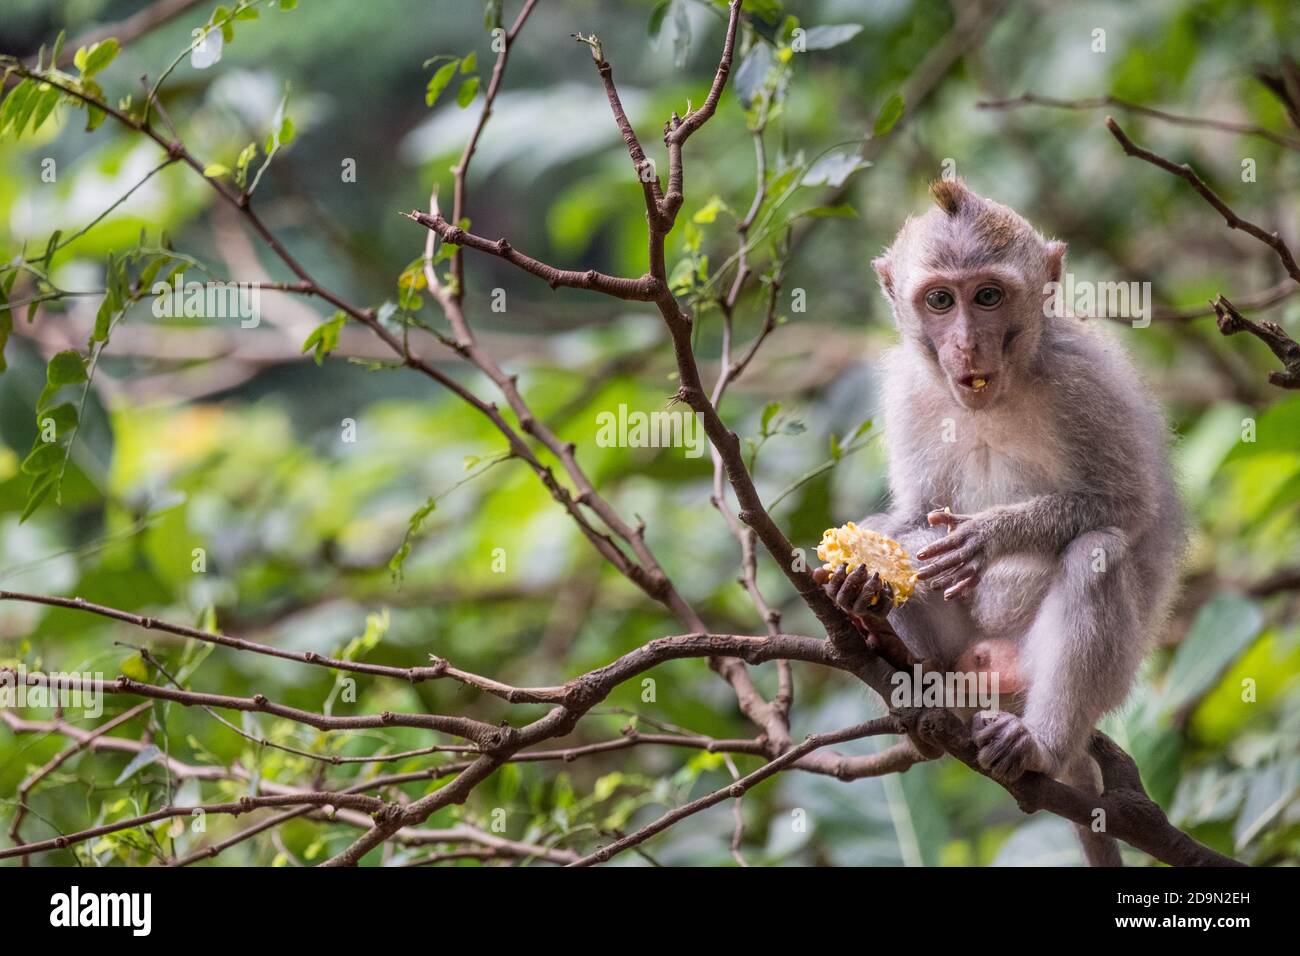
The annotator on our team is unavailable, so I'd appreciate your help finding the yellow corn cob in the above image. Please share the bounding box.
[816,522,917,607]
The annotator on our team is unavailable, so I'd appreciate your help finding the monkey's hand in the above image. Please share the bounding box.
[811,566,919,667]
[914,509,991,600]
[813,565,896,621]
[971,711,1054,782]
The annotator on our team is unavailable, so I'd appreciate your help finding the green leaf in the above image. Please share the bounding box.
[389,497,438,580]
[20,473,58,522]
[80,38,120,78]
[120,653,151,682]
[802,24,863,50]
[29,85,61,135]
[692,195,730,224]
[277,116,295,145]
[213,5,236,42]
[873,93,905,137]
[456,76,481,108]
[802,152,869,188]
[300,311,347,365]
[1161,593,1264,718]
[21,441,63,476]
[114,744,161,785]
[1,80,34,134]
[460,51,477,73]
[38,403,78,436]
[425,60,459,107]
[9,81,44,138]
[203,163,229,178]
[47,349,88,386]
[734,44,774,108]
[761,401,781,434]
[648,0,671,37]
[1233,757,1299,850]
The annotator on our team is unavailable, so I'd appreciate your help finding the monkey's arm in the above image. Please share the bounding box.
[915,491,1141,597]
[976,490,1140,555]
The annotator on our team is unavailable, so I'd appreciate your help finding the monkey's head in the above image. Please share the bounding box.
[872,180,1066,410]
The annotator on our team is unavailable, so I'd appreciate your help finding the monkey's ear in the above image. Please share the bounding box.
[1046,240,1067,284]
[872,256,895,300]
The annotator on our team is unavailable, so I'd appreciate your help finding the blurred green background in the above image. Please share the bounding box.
[0,0,1297,866]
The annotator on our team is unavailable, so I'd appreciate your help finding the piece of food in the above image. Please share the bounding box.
[816,522,918,607]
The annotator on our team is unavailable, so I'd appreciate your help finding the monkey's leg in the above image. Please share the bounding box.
[974,528,1138,782]
[1062,753,1123,867]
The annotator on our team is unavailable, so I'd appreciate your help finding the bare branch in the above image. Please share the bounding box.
[568,716,905,866]
[979,92,1300,152]
[406,210,663,300]
[1106,116,1300,286]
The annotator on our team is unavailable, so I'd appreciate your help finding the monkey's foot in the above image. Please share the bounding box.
[971,711,1052,783]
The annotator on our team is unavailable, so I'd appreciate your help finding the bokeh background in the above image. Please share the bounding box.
[0,0,1297,865]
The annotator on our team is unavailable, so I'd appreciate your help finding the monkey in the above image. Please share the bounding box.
[812,180,1184,866]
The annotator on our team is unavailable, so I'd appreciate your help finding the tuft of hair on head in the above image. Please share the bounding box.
[928,179,971,217]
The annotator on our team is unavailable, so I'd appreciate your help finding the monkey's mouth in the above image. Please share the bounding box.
[956,372,993,393]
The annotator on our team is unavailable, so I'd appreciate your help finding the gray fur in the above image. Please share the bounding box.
[842,183,1183,862]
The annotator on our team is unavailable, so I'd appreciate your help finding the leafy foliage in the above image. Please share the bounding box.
[0,0,1294,868]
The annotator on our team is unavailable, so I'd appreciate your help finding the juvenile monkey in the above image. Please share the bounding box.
[814,180,1183,865]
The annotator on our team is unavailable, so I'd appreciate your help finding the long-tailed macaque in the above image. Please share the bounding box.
[814,180,1183,866]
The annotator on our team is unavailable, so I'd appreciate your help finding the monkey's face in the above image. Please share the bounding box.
[907,268,1039,410]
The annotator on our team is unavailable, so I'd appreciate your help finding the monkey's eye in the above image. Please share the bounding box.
[973,286,1004,308]
[924,289,955,312]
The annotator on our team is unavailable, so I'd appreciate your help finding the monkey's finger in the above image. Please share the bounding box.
[821,566,848,600]
[833,565,870,610]
[988,738,1034,782]
[915,532,971,561]
[926,509,970,529]
[972,711,1009,745]
[943,575,979,601]
[915,545,978,578]
[851,575,891,617]
[977,727,1021,771]
[928,565,978,595]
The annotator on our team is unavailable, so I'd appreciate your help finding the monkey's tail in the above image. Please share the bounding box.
[1065,753,1123,867]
